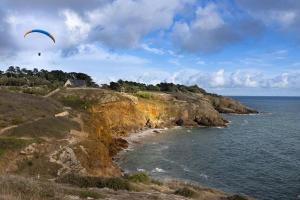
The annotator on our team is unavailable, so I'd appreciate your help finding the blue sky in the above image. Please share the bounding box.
[0,0,300,96]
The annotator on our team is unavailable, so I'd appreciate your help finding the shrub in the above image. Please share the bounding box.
[127,172,150,183]
[101,177,131,190]
[174,187,198,198]
[60,95,97,110]
[135,91,153,99]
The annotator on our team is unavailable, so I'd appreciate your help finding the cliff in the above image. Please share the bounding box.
[0,88,256,200]
[50,88,256,177]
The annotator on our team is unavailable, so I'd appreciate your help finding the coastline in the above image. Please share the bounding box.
[115,125,255,200]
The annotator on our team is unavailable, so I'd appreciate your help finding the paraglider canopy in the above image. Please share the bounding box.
[24,29,55,43]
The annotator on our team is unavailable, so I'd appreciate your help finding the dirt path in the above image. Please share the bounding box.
[0,125,18,135]
[0,117,44,136]
[44,88,61,98]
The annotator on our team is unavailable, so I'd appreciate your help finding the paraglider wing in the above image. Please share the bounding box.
[24,29,55,43]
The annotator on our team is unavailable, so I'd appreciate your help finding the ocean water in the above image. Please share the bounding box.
[118,97,300,200]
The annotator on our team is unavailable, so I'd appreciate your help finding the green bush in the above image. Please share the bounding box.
[127,172,150,183]
[174,187,198,198]
[60,95,97,110]
[135,91,153,99]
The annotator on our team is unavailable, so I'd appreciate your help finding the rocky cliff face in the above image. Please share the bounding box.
[51,89,256,177]
[0,89,257,178]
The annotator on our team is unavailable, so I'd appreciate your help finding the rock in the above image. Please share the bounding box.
[145,119,153,128]
[20,143,38,155]
[55,111,69,117]
[65,195,80,200]
[175,119,184,126]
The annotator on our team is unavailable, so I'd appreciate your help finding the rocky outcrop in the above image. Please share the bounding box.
[206,94,258,114]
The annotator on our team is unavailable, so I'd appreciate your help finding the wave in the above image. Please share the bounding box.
[152,167,166,173]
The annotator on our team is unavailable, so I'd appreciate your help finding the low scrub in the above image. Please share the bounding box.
[126,172,150,183]
[60,95,98,110]
[57,173,131,191]
[174,187,198,198]
[135,91,153,99]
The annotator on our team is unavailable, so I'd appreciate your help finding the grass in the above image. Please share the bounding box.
[0,137,33,158]
[174,187,198,198]
[0,90,62,128]
[6,117,80,139]
[11,116,24,125]
[0,175,104,200]
[135,91,153,99]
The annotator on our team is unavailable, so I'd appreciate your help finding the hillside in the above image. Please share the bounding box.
[0,86,256,200]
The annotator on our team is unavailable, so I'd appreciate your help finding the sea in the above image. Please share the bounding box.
[117,97,300,200]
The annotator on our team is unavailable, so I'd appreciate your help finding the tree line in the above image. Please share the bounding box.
[0,66,98,87]
[102,80,207,94]
[0,66,207,94]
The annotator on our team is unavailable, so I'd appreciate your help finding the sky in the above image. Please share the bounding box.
[0,0,300,96]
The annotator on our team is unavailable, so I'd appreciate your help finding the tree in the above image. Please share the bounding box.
[6,66,16,77]
[33,68,39,75]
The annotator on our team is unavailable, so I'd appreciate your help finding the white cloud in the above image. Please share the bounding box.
[61,9,91,44]
[193,4,224,30]
[141,44,165,55]
[87,0,194,48]
[211,69,226,87]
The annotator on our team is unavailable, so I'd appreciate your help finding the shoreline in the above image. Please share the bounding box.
[118,127,172,154]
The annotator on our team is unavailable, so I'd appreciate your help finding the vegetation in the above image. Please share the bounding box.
[174,187,198,198]
[126,172,150,183]
[135,91,153,99]
[59,95,98,110]
[0,66,98,88]
[0,137,33,157]
[0,175,105,200]
[0,90,62,129]
[57,173,132,191]
[6,117,80,139]
[103,79,207,94]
